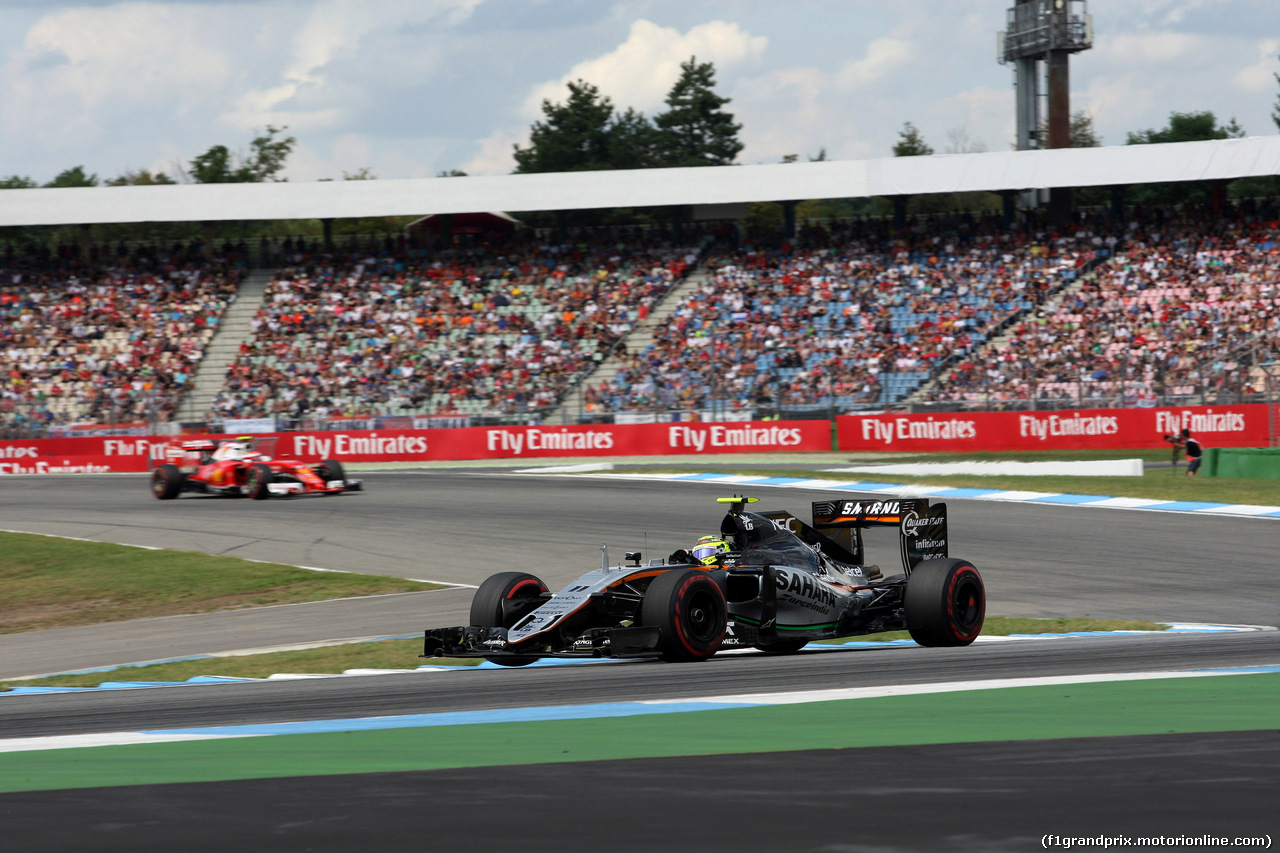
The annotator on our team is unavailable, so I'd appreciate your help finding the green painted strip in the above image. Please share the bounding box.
[1,673,1275,793]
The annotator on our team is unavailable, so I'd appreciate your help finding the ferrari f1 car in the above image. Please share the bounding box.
[150,436,363,500]
[422,495,984,665]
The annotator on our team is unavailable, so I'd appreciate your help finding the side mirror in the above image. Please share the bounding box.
[624,552,642,567]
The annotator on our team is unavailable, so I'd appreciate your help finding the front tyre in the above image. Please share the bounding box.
[641,569,727,662]
[469,571,550,667]
[245,463,274,500]
[903,558,985,647]
[318,459,345,487]
[151,464,182,500]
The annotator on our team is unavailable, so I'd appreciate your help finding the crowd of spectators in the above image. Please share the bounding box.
[584,213,1100,417]
[932,206,1280,408]
[208,232,703,422]
[6,203,1279,437]
[1,244,242,434]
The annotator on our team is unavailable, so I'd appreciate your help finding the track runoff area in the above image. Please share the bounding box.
[0,469,1276,804]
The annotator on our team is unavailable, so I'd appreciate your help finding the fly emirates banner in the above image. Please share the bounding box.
[836,405,1271,452]
[0,420,829,474]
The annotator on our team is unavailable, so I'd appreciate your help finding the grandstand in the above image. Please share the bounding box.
[0,246,243,435]
[579,214,1098,418]
[923,210,1280,410]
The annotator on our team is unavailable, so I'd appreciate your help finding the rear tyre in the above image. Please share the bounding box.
[469,571,550,667]
[246,463,274,500]
[641,569,727,662]
[318,459,345,487]
[151,464,182,500]
[903,558,985,647]
[754,637,809,654]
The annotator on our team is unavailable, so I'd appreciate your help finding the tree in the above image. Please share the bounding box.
[944,125,987,155]
[188,144,241,183]
[0,175,36,189]
[1034,110,1102,149]
[608,107,660,170]
[45,166,98,188]
[653,56,743,168]
[107,169,176,186]
[1068,111,1101,148]
[1274,54,1280,132]
[244,125,296,182]
[513,80,617,173]
[343,167,378,180]
[1127,110,1244,145]
[893,122,933,157]
[436,169,466,178]
[188,125,296,183]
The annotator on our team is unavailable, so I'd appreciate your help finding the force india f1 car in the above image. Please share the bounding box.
[422,495,985,665]
[150,436,363,500]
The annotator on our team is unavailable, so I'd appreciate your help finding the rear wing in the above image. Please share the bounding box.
[149,440,216,470]
[809,498,948,574]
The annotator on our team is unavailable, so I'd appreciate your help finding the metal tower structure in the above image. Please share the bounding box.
[999,0,1092,221]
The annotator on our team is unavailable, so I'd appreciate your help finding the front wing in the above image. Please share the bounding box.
[266,477,363,496]
[422,624,664,661]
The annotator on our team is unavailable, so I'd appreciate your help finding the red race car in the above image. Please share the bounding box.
[150,436,362,500]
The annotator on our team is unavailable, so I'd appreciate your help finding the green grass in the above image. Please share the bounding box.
[0,638,471,690]
[617,448,1280,505]
[818,615,1169,643]
[0,616,1169,692]
[0,531,442,635]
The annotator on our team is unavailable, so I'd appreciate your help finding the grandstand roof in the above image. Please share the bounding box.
[2,136,1279,227]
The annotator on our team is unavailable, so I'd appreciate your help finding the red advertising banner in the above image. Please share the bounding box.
[836,405,1271,453]
[0,420,831,475]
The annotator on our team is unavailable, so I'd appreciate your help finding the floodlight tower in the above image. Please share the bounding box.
[999,0,1093,223]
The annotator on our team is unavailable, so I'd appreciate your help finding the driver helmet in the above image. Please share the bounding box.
[216,438,252,460]
[691,535,730,565]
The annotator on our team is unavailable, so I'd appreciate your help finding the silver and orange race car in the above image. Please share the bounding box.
[149,436,362,500]
[422,495,984,665]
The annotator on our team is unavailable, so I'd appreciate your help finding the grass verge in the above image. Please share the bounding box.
[615,449,1280,506]
[0,616,1168,692]
[0,531,442,635]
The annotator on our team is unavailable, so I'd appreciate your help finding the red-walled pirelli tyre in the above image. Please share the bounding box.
[151,464,182,500]
[641,569,728,662]
[245,463,274,501]
[903,558,985,647]
[469,571,550,667]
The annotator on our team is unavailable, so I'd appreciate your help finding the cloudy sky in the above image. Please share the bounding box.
[1,0,1278,185]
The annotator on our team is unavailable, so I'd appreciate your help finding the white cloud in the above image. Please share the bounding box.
[0,2,234,147]
[1096,31,1205,65]
[225,0,483,132]
[460,128,527,176]
[519,19,767,118]
[1232,38,1280,92]
[833,36,915,91]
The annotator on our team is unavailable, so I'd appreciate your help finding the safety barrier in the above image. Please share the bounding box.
[1204,447,1280,479]
[0,405,1272,474]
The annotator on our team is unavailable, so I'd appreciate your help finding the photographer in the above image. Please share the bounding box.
[1182,428,1203,477]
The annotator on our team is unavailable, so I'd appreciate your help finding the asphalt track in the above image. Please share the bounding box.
[2,466,1278,850]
